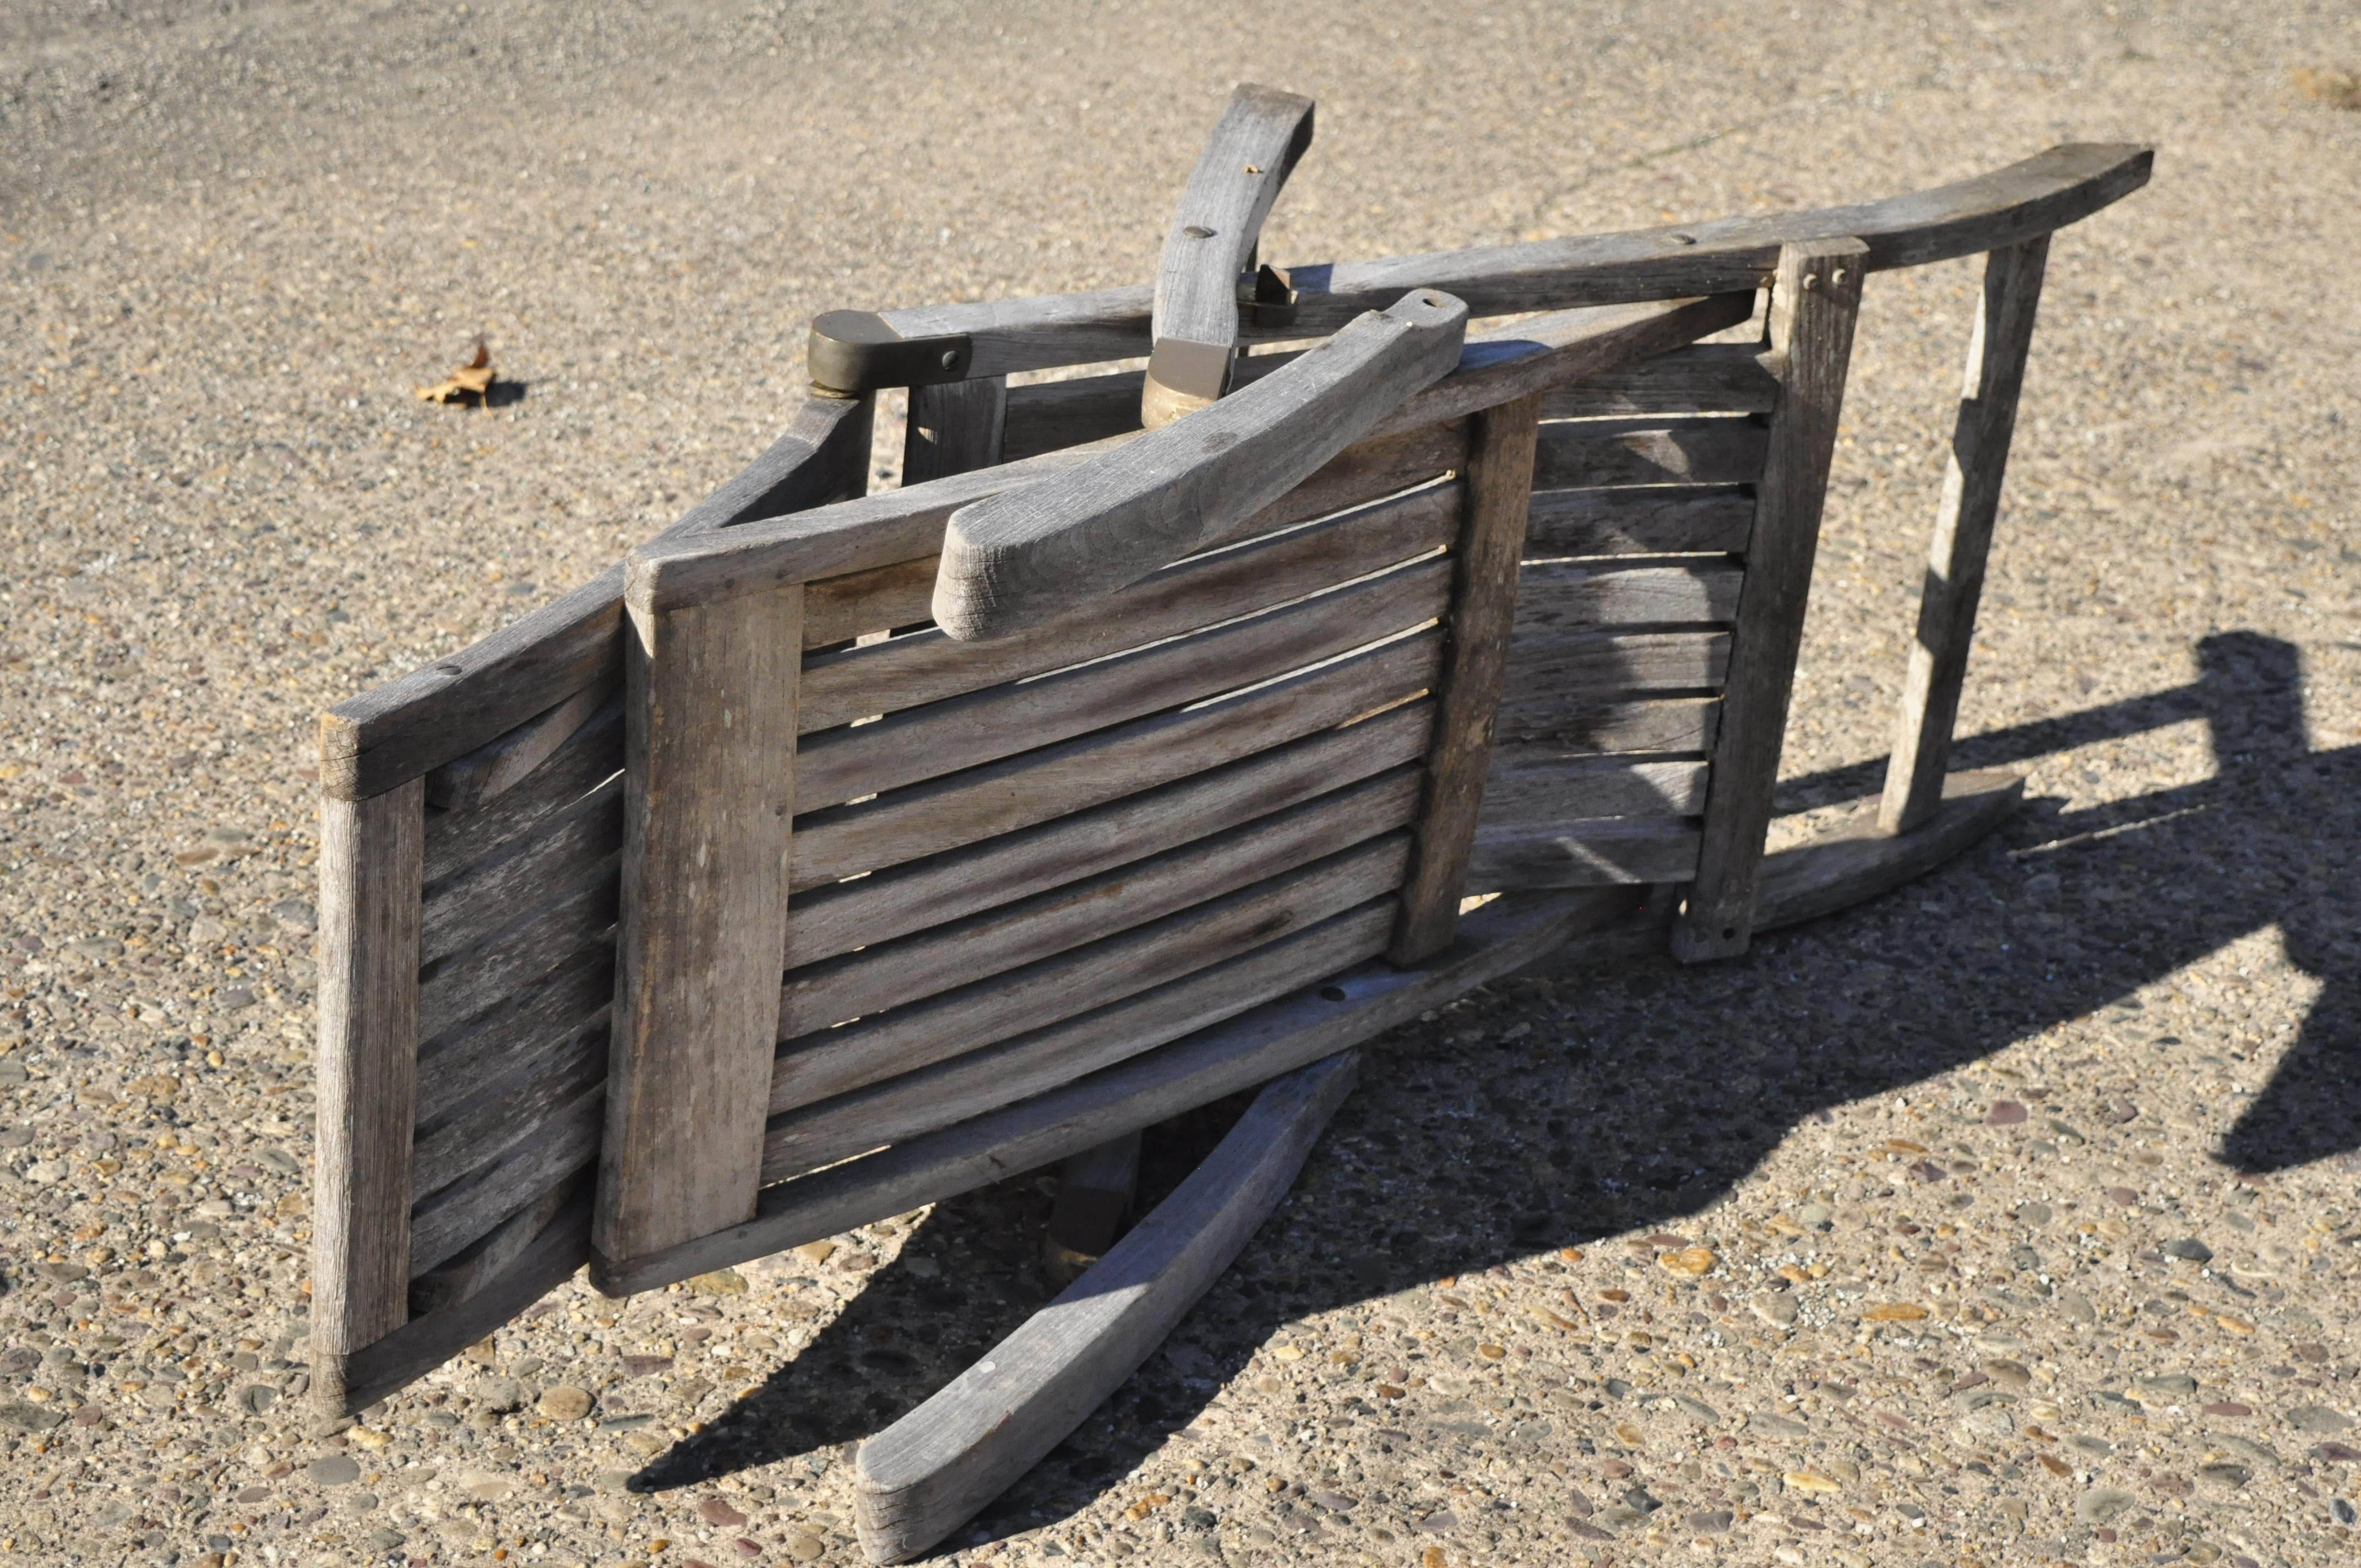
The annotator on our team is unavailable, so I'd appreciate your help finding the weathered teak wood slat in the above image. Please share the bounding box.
[1391,394,1542,962]
[311,778,425,1414]
[770,835,1410,1114]
[410,1084,601,1277]
[414,946,611,1123]
[589,884,1645,1297]
[339,1193,592,1417]
[598,582,802,1264]
[410,1021,607,1199]
[797,481,1457,732]
[1673,238,1868,960]
[1504,628,1731,697]
[936,292,1468,641]
[997,300,1754,463]
[1761,769,2026,929]
[853,1050,1361,1564]
[787,629,1441,890]
[1530,415,1768,492]
[796,555,1446,811]
[782,704,1432,967]
[868,145,2147,378]
[903,376,1009,486]
[764,904,1393,1182]
[1478,753,1710,826]
[1042,1131,1143,1288]
[416,874,616,1043]
[322,393,872,800]
[409,1175,580,1317]
[1466,816,1702,889]
[1492,692,1722,752]
[418,779,621,967]
[1524,486,1757,559]
[1879,237,2050,834]
[1143,84,1316,427]
[421,696,623,888]
[425,678,617,813]
[777,769,1421,1041]
[1511,559,1744,633]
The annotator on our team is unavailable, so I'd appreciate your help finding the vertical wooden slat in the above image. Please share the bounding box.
[1671,238,1868,963]
[1389,393,1544,963]
[598,579,803,1264]
[904,377,1009,485]
[312,775,426,1413]
[1878,236,2051,834]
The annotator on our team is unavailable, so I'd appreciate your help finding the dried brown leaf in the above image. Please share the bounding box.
[416,338,498,404]
[2293,66,2361,110]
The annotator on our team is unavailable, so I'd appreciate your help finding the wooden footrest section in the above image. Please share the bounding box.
[853,1051,1362,1563]
[1756,767,2024,932]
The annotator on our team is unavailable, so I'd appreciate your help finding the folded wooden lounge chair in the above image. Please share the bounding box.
[310,86,2148,1561]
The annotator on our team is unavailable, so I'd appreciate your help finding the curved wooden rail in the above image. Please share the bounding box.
[847,144,2151,380]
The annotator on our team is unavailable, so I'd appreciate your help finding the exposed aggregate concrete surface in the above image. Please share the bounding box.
[4,2,2360,1565]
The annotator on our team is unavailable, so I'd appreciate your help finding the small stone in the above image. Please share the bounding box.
[791,1240,837,1267]
[2288,1405,2353,1434]
[2196,1462,2251,1492]
[2204,1401,2254,1418]
[699,1496,749,1528]
[22,1161,63,1185]
[474,1376,524,1412]
[0,1401,65,1433]
[2163,1237,2213,1263]
[233,1385,277,1416]
[2074,1487,2135,1525]
[1983,1359,2032,1390]
[2103,1185,2140,1205]
[1795,1202,1834,1231]
[270,899,317,932]
[2132,1374,2199,1403]
[1863,1302,1928,1322]
[365,1528,405,1551]
[538,1385,593,1420]
[781,1531,826,1561]
[304,1454,362,1487]
[1749,1293,1799,1328]
[1984,1101,2029,1125]
[1782,1470,1841,1494]
[622,1354,674,1379]
[691,1267,749,1296]
[2015,1202,2052,1226]
[1656,1246,1715,1278]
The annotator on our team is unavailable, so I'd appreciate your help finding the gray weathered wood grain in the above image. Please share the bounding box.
[787,629,1441,890]
[1041,1131,1141,1289]
[323,393,870,799]
[421,694,622,888]
[765,903,1392,1183]
[311,777,425,1410]
[1511,559,1745,634]
[770,834,1409,1114]
[1143,84,1317,427]
[1504,628,1731,698]
[410,1016,607,1199]
[598,581,801,1264]
[418,778,621,967]
[1539,342,1781,420]
[1762,770,2026,930]
[1673,239,1868,961]
[1391,394,1542,963]
[1478,753,1710,826]
[782,704,1432,968]
[798,481,1457,732]
[1466,816,1702,889]
[1530,415,1769,492]
[589,883,1641,1297]
[416,872,617,1043]
[1493,692,1721,752]
[902,376,1008,486]
[797,554,1448,811]
[407,1174,580,1318]
[853,1050,1360,1563]
[779,769,1421,1039]
[414,945,611,1124]
[425,678,617,814]
[937,292,1468,641]
[1524,486,1758,559]
[1879,238,2050,834]
[869,145,2148,377]
[410,1081,601,1278]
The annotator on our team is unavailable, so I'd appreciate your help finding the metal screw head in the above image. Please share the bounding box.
[1802,273,1822,291]
[939,349,961,371]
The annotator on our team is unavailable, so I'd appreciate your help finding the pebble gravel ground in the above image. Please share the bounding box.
[4,2,2359,1565]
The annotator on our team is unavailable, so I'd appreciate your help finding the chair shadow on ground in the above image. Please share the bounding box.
[633,628,2358,1547]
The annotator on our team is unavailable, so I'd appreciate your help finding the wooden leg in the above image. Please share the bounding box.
[855,1052,1359,1564]
[1041,1131,1141,1288]
[1878,237,2051,835]
[1390,393,1543,963]
[1672,239,1868,963]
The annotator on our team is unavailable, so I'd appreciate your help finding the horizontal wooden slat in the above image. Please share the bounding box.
[800,482,1457,732]
[587,884,1655,1297]
[414,946,612,1125]
[1466,816,1701,888]
[764,901,1394,1180]
[866,146,2150,378]
[1493,693,1722,752]
[409,1084,602,1278]
[416,874,617,1042]
[1525,486,1758,558]
[1539,343,1780,419]
[1513,560,1744,633]
[1503,628,1730,698]
[791,419,1470,649]
[418,780,621,967]
[408,1175,580,1319]
[425,678,617,813]
[781,769,1421,1039]
[410,1016,607,1199]
[783,703,1433,968]
[771,834,1411,1114]
[420,696,622,889]
[796,556,1449,812]
[1532,416,1767,491]
[1479,754,1709,827]
[788,628,1441,890]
